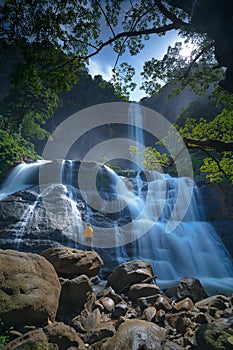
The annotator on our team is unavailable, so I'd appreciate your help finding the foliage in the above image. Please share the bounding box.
[0,129,39,182]
[0,0,232,183]
[0,319,13,348]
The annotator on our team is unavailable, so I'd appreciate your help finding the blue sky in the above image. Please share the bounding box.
[88,30,180,101]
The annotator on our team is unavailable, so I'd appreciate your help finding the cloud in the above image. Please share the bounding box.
[88,59,113,81]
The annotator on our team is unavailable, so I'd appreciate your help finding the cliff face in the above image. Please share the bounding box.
[200,182,233,258]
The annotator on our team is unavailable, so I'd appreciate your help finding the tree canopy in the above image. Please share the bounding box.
[0,0,232,182]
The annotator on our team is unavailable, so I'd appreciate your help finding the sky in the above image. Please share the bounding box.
[88,30,181,101]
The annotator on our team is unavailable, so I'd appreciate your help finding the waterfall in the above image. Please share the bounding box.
[0,162,43,200]
[0,160,232,295]
[128,102,145,168]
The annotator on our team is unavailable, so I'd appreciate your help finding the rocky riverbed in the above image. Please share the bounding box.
[0,247,232,350]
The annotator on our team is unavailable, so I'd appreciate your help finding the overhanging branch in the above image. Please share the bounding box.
[183,137,233,153]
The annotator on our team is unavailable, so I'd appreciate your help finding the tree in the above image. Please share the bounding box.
[0,0,232,181]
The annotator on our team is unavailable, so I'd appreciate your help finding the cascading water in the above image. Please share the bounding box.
[0,160,232,295]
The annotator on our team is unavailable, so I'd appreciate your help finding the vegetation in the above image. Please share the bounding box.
[0,319,13,348]
[0,0,232,183]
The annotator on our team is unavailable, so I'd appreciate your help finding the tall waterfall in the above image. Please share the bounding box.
[0,160,233,295]
[128,102,145,168]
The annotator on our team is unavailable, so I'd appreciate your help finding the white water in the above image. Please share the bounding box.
[128,102,145,168]
[0,159,233,294]
[0,161,49,200]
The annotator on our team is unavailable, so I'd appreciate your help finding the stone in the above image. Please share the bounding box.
[142,306,157,322]
[58,275,93,317]
[175,297,194,312]
[0,249,61,328]
[41,247,104,278]
[137,295,158,311]
[128,283,161,303]
[43,322,86,350]
[99,297,115,312]
[101,319,166,350]
[195,324,233,350]
[81,322,115,346]
[154,295,173,311]
[1,328,55,350]
[81,308,102,331]
[112,303,128,319]
[177,277,208,302]
[195,295,229,311]
[162,340,185,350]
[175,313,193,335]
[107,260,155,293]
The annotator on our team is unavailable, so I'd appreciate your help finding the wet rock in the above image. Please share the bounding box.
[81,322,115,346]
[195,295,230,312]
[141,306,157,322]
[58,275,93,317]
[175,313,194,335]
[43,322,86,350]
[107,260,155,293]
[175,297,194,312]
[195,323,233,350]
[162,340,185,350]
[154,295,173,311]
[128,283,161,303]
[112,303,128,318]
[41,247,104,278]
[155,309,166,324]
[81,308,102,331]
[101,319,166,350]
[1,328,54,350]
[137,295,158,311]
[194,312,209,325]
[0,249,61,328]
[98,297,114,313]
[176,277,208,302]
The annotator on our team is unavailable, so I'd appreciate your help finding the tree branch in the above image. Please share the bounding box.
[183,137,233,153]
[154,0,190,28]
[181,43,214,79]
[48,23,177,74]
[96,1,116,37]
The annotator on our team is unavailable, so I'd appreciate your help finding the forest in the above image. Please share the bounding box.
[0,0,232,183]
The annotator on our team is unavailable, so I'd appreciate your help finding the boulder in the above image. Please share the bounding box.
[41,247,104,278]
[107,260,155,293]
[128,283,161,303]
[1,328,54,350]
[177,277,208,302]
[101,319,166,350]
[58,275,93,317]
[196,324,233,350]
[0,249,61,328]
[43,322,86,350]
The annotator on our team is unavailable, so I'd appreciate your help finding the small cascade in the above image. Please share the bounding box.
[13,195,40,250]
[0,162,42,199]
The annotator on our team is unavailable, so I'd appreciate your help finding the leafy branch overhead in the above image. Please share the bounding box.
[0,0,232,183]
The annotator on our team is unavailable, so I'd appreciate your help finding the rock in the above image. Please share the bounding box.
[195,323,233,350]
[81,322,115,346]
[176,277,208,302]
[175,297,194,312]
[0,249,61,328]
[128,283,161,303]
[99,297,115,312]
[112,303,128,319]
[107,260,155,293]
[43,322,86,350]
[141,306,157,322]
[1,328,54,350]
[58,275,93,317]
[101,319,166,350]
[81,308,102,331]
[195,295,229,312]
[41,247,104,278]
[137,295,158,311]
[162,340,185,350]
[154,295,173,311]
[175,313,193,335]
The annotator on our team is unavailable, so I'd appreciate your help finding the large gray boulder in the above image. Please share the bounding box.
[0,249,61,328]
[41,247,104,278]
[101,319,166,350]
